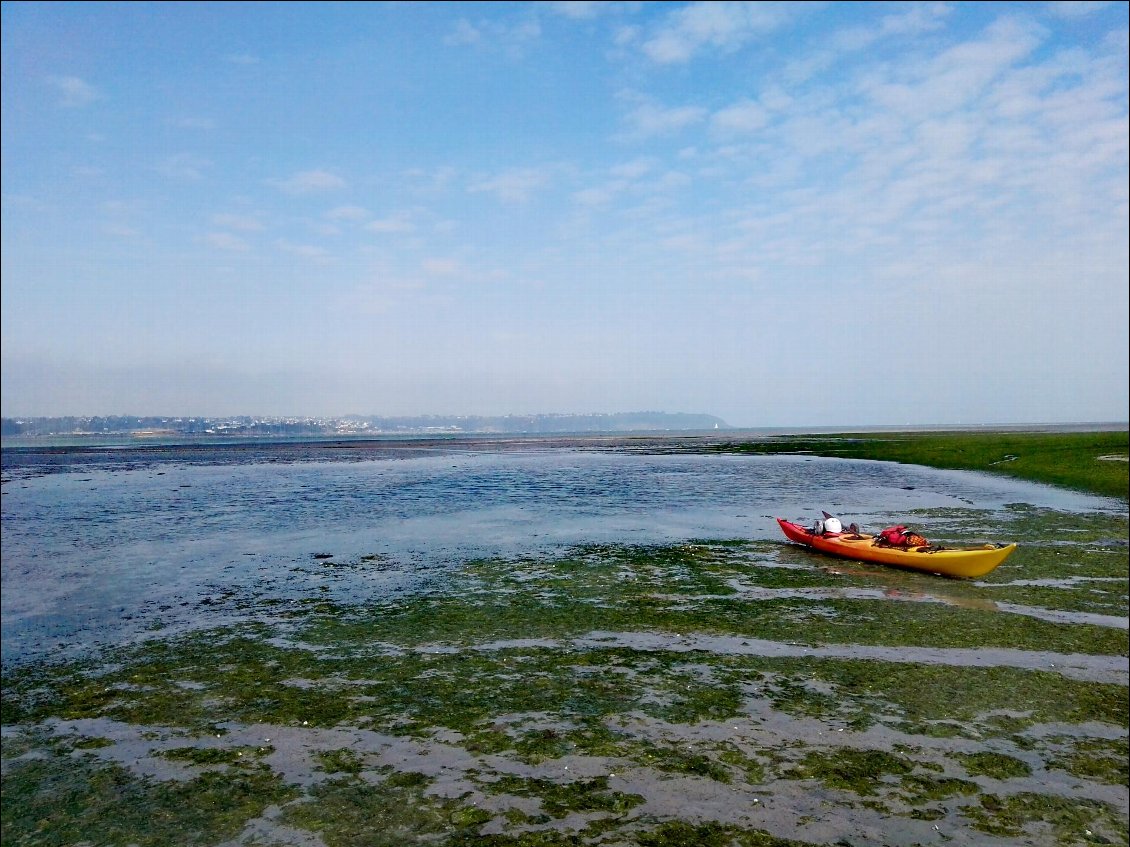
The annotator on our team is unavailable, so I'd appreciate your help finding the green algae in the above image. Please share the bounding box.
[477,774,644,818]
[280,770,489,847]
[967,792,1128,842]
[162,745,271,766]
[291,554,1127,658]
[316,747,365,775]
[10,633,1122,754]
[897,772,978,805]
[0,745,295,847]
[956,751,1033,779]
[787,747,914,795]
[72,735,113,750]
[3,492,1126,846]
[635,822,812,847]
[633,740,736,783]
[1046,737,1130,787]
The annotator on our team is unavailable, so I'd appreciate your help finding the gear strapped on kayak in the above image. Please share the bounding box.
[814,512,929,549]
[874,524,931,549]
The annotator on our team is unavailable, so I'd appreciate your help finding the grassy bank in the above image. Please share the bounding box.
[710,430,1129,500]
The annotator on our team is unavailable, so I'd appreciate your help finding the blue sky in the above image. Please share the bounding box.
[2,1,1127,427]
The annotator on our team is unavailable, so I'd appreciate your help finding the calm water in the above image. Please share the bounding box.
[1,438,1120,664]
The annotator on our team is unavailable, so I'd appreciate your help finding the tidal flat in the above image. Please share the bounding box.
[2,432,1127,846]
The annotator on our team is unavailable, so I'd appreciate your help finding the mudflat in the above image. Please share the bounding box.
[2,429,1126,847]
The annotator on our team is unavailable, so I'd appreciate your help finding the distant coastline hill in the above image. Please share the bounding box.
[2,412,731,439]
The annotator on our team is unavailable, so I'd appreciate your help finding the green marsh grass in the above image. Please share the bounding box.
[711,429,1129,500]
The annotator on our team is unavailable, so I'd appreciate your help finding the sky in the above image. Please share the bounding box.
[2,1,1127,428]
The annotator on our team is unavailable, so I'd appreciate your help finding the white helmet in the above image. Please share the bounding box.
[823,517,843,534]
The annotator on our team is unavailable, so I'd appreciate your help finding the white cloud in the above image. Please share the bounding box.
[546,1,606,19]
[211,213,264,232]
[155,154,211,181]
[620,102,708,139]
[711,99,770,134]
[325,205,370,221]
[1045,1,1115,19]
[171,117,216,130]
[856,16,1045,124]
[613,24,641,47]
[469,167,554,203]
[276,240,332,262]
[367,213,416,233]
[610,158,656,179]
[271,169,347,194]
[422,258,460,275]
[405,166,459,193]
[204,232,250,251]
[573,186,617,207]
[642,1,794,63]
[102,223,139,238]
[830,3,952,52]
[47,75,100,108]
[444,19,482,46]
[443,16,541,55]
[572,158,658,206]
[720,16,1125,265]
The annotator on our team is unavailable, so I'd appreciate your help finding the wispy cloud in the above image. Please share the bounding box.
[367,213,416,234]
[443,19,482,46]
[641,1,795,63]
[204,232,250,251]
[711,18,1124,264]
[572,158,658,206]
[611,158,657,179]
[325,205,370,222]
[276,239,332,262]
[47,75,101,108]
[270,169,347,194]
[170,116,216,130]
[469,166,555,203]
[619,101,708,139]
[1046,1,1116,19]
[829,3,953,52]
[102,223,139,238]
[155,154,211,181]
[211,213,264,232]
[422,257,460,275]
[546,1,609,20]
[710,99,770,135]
[443,16,541,56]
[404,166,459,193]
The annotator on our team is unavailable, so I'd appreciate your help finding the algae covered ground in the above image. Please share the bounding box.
[2,430,1127,847]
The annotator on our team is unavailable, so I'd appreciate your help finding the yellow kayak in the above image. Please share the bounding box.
[777,518,1017,579]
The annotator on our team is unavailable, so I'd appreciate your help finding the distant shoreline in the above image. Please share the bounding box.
[2,421,1126,451]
